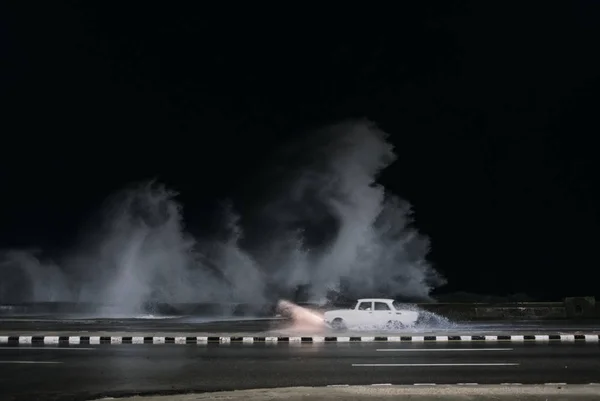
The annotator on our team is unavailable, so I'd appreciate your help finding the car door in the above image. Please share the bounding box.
[373,301,394,325]
[355,301,373,326]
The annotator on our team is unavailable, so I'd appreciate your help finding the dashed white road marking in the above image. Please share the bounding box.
[0,361,63,364]
[376,348,512,352]
[18,337,32,344]
[352,363,519,367]
[43,336,59,345]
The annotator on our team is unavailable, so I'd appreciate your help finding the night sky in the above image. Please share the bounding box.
[2,2,599,300]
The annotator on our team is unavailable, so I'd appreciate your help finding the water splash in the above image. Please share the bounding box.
[251,120,445,301]
[274,300,455,334]
[276,299,326,332]
[0,119,445,314]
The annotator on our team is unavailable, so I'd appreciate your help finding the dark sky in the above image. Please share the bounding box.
[1,2,599,300]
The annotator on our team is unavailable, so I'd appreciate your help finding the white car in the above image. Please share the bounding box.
[323,298,419,331]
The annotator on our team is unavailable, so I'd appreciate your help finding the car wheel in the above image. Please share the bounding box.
[331,318,346,332]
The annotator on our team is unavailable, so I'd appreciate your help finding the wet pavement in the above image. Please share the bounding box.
[1,316,599,336]
[2,342,600,400]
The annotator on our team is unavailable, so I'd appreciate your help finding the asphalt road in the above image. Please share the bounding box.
[1,342,599,401]
[1,317,600,336]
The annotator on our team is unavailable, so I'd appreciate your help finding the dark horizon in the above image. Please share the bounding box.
[1,3,599,302]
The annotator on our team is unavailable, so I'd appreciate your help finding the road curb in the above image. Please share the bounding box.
[1,333,599,345]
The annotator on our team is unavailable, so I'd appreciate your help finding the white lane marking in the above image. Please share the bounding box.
[545,383,567,385]
[352,363,519,367]
[0,361,63,364]
[0,347,95,350]
[376,348,512,352]
[457,383,478,385]
[414,383,437,386]
[43,336,59,345]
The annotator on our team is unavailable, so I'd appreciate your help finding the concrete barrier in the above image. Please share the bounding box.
[415,303,569,321]
[564,297,596,318]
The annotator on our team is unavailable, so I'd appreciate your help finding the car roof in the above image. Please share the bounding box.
[357,298,395,303]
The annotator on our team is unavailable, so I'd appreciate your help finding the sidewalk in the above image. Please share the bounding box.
[94,385,600,401]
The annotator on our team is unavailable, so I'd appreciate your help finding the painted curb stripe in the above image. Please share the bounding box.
[0,334,598,345]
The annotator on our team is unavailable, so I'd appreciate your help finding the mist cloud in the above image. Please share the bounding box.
[0,119,445,312]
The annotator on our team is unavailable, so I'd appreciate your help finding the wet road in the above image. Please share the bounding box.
[1,342,599,401]
[0,316,287,334]
[1,317,600,337]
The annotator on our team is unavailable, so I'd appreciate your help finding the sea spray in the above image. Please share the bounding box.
[0,119,445,313]
[248,120,445,302]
